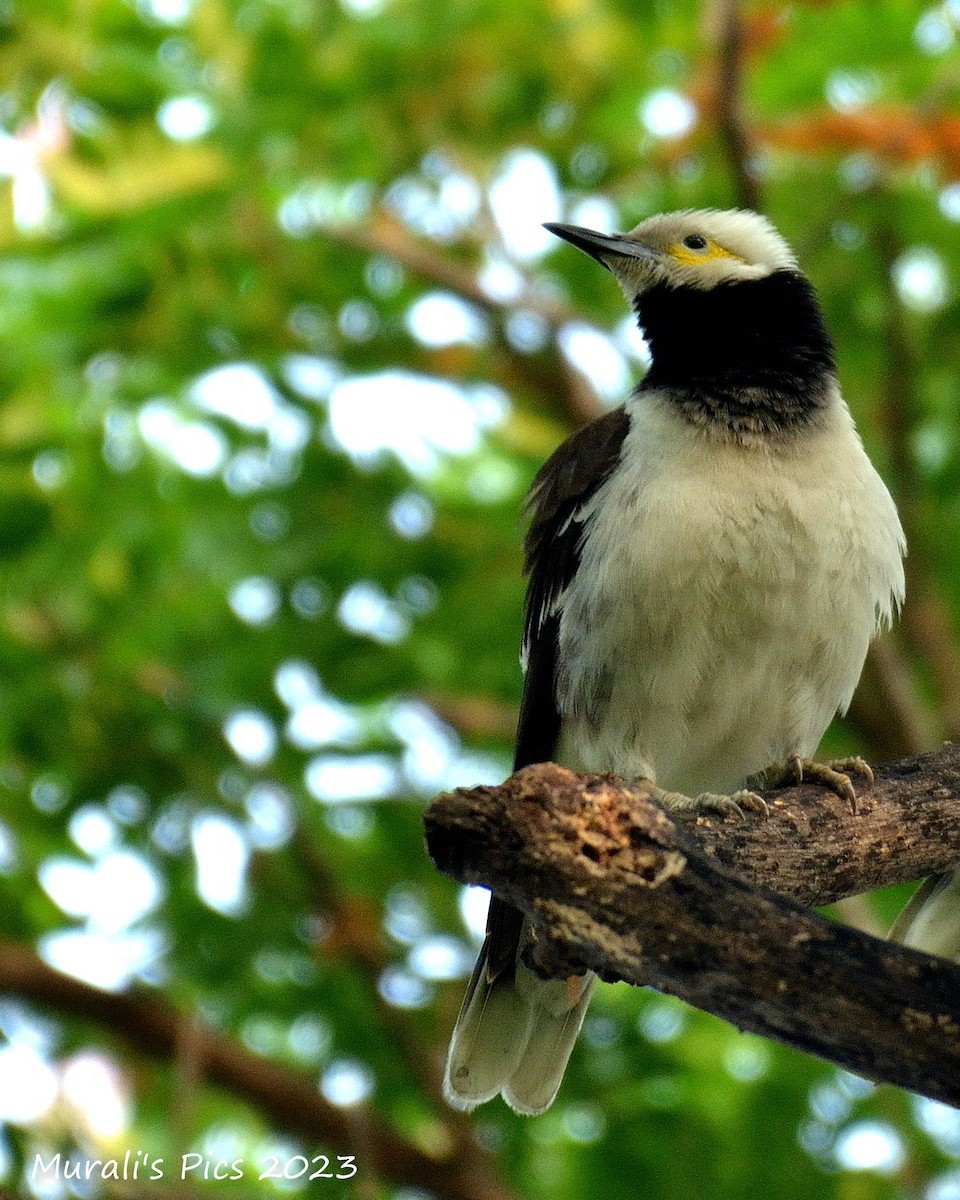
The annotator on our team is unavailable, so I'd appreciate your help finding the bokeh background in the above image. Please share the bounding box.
[2,0,960,1196]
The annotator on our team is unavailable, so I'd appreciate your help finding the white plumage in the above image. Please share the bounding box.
[557,386,905,793]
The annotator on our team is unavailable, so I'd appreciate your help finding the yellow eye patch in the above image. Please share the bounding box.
[668,238,744,267]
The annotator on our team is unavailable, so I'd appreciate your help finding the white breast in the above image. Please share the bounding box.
[554,390,905,795]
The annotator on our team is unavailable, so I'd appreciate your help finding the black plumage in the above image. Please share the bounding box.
[637,270,836,437]
[483,409,631,986]
[516,406,631,770]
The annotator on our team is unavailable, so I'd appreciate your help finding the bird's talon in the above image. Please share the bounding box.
[655,787,767,821]
[731,789,770,818]
[828,755,874,789]
[698,792,745,820]
[754,753,873,815]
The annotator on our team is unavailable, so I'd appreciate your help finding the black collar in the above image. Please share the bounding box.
[635,269,836,438]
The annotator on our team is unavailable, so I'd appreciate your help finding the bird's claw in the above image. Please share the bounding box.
[655,787,769,821]
[751,754,873,814]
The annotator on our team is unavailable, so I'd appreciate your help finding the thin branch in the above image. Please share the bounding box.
[712,0,761,212]
[323,213,605,425]
[0,943,514,1200]
[327,213,572,326]
[873,219,960,738]
[425,750,960,1105]
[847,634,938,760]
[171,1012,204,1200]
[422,691,518,743]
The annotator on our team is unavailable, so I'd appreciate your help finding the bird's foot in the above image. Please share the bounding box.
[654,787,768,821]
[748,753,873,814]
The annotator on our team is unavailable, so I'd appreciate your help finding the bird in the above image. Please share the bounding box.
[442,208,906,1117]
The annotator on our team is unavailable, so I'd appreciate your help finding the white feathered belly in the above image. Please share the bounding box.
[554,397,904,796]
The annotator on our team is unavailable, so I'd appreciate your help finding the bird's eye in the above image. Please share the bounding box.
[682,234,708,251]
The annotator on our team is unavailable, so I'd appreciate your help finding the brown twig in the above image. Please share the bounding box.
[422,691,518,743]
[171,1012,204,1200]
[847,635,938,760]
[324,213,605,424]
[870,220,960,740]
[712,0,761,212]
[327,214,571,326]
[425,750,960,1105]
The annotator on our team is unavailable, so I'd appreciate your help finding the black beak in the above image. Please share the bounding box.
[543,223,657,271]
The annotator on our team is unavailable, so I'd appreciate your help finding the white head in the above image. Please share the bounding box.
[545,208,799,297]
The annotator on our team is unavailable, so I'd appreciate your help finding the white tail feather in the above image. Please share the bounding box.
[890,868,960,962]
[444,932,596,1114]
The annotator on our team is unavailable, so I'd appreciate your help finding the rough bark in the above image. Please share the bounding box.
[424,747,960,1106]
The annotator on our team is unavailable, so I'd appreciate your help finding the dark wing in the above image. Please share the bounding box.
[514,405,631,770]
[487,405,631,983]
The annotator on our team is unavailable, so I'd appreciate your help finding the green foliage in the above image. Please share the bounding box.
[0,1,959,1198]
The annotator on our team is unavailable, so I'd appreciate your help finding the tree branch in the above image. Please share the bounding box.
[0,942,514,1200]
[872,219,960,740]
[712,0,761,212]
[323,213,605,424]
[847,634,937,760]
[424,747,960,1106]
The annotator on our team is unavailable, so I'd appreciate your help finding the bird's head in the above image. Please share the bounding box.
[545,208,798,298]
[545,208,836,434]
